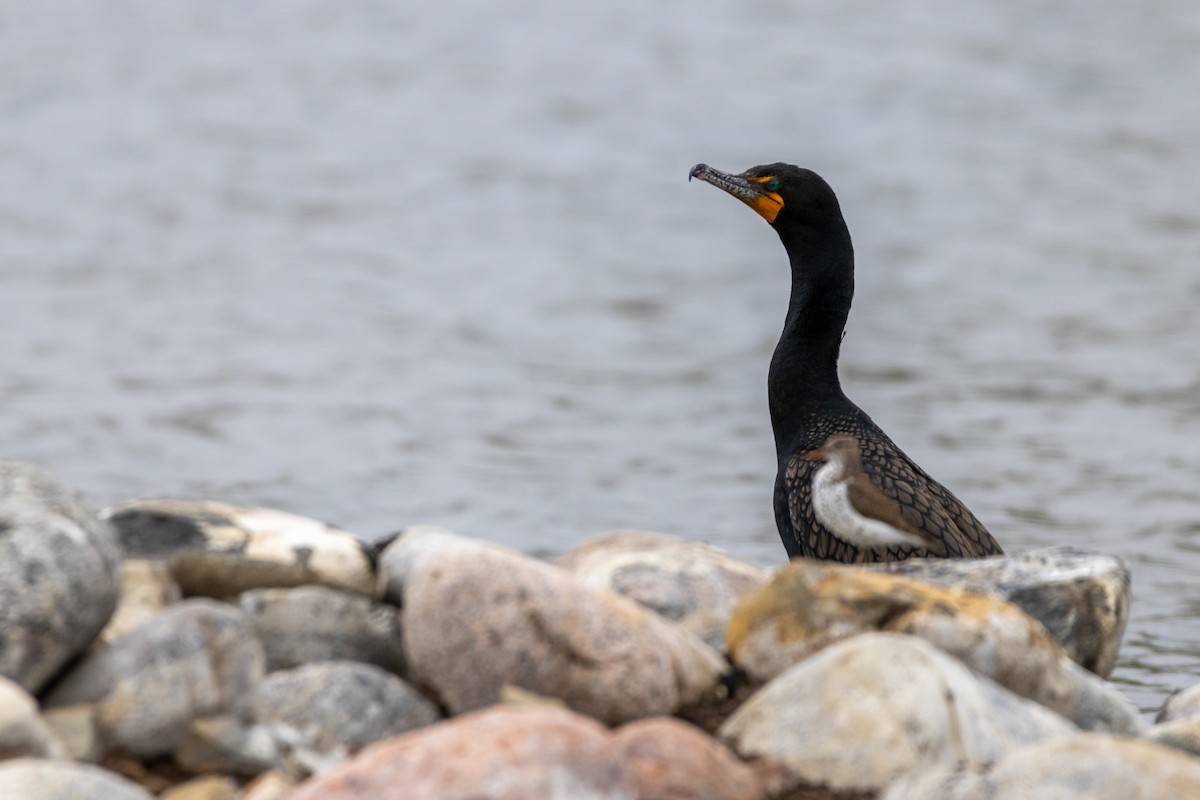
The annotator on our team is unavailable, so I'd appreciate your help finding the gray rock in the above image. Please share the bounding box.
[557,530,769,651]
[253,661,440,776]
[874,546,1130,677]
[239,586,408,677]
[44,599,265,758]
[0,758,154,800]
[104,498,377,598]
[0,461,123,692]
[718,633,1077,795]
[0,676,67,759]
[883,733,1200,800]
[1157,682,1200,723]
[399,531,725,724]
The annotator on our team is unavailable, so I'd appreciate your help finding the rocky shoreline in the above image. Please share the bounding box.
[3,459,1200,799]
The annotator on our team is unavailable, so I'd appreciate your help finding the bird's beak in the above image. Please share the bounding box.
[802,448,827,461]
[689,163,782,224]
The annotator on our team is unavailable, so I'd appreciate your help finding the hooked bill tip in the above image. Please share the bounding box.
[688,163,708,182]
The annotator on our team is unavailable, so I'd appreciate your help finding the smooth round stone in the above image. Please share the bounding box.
[0,461,123,692]
[239,586,409,677]
[104,498,377,597]
[0,758,154,800]
[254,661,440,773]
[401,533,724,724]
[43,599,265,758]
[374,525,504,606]
[0,676,67,759]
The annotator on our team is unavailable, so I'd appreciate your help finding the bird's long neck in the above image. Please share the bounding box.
[767,215,855,449]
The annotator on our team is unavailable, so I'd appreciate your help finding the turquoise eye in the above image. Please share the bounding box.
[766,178,780,192]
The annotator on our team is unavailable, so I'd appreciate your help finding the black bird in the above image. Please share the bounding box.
[689,162,1003,562]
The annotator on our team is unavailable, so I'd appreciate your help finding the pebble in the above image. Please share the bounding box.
[0,758,155,800]
[0,676,67,759]
[0,461,123,693]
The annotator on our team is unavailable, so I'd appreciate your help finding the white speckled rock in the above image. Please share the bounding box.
[0,758,154,800]
[239,586,409,676]
[0,461,123,692]
[253,661,440,776]
[718,633,1076,795]
[875,546,1130,677]
[725,559,1144,734]
[374,525,504,605]
[882,733,1200,800]
[400,532,725,724]
[44,599,265,758]
[0,676,67,759]
[557,530,769,650]
[104,498,377,597]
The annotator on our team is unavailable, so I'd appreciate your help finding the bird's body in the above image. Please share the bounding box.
[805,434,941,561]
[690,162,1002,562]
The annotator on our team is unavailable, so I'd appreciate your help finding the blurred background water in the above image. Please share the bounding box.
[2,0,1198,713]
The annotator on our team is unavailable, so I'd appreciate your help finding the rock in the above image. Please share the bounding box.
[718,633,1076,795]
[290,705,632,800]
[727,560,1078,717]
[239,586,409,677]
[874,546,1129,676]
[0,676,67,759]
[0,758,154,800]
[611,717,764,800]
[374,525,503,605]
[399,531,724,724]
[41,704,101,762]
[160,775,240,800]
[1147,718,1200,757]
[290,705,763,800]
[243,770,297,800]
[1157,682,1200,723]
[882,733,1200,799]
[104,498,377,598]
[173,714,280,777]
[1064,660,1145,735]
[557,530,769,650]
[44,599,265,758]
[0,461,123,692]
[253,661,440,776]
[96,560,182,648]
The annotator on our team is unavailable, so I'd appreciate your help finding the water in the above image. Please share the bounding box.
[2,0,1199,714]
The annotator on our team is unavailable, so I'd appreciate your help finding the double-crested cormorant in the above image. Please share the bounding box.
[689,162,1002,562]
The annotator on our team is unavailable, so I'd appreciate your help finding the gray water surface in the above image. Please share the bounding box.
[3,1,1199,713]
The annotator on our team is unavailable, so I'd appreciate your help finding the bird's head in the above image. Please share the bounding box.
[802,434,860,464]
[688,162,841,227]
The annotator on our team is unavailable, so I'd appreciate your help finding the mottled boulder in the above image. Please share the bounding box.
[0,461,122,692]
[104,499,376,598]
[95,560,182,648]
[719,633,1076,796]
[875,546,1129,676]
[399,532,724,723]
[253,661,439,775]
[44,599,265,758]
[0,676,67,759]
[728,560,1076,716]
[239,586,408,676]
[0,758,154,800]
[374,525,503,605]
[290,705,762,800]
[558,531,769,650]
[883,733,1200,799]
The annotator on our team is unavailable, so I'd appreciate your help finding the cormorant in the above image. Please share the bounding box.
[690,162,1003,562]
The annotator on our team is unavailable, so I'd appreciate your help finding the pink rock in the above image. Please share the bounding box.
[613,717,763,800]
